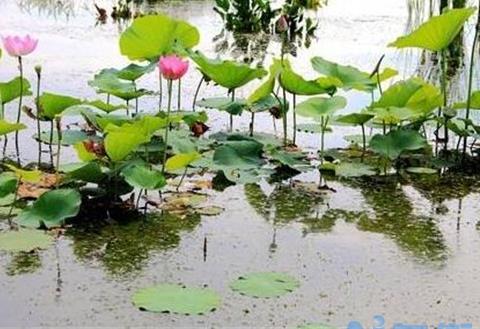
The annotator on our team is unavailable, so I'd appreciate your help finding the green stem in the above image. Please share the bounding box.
[36,69,42,167]
[161,80,173,174]
[230,89,235,132]
[134,83,139,115]
[250,112,255,137]
[282,87,288,147]
[126,100,130,117]
[361,123,366,161]
[178,78,181,110]
[55,119,62,187]
[292,94,297,145]
[441,49,449,152]
[462,5,480,157]
[176,168,187,192]
[49,121,54,167]
[7,180,20,228]
[158,72,163,110]
[320,116,325,165]
[192,76,204,112]
[15,56,24,162]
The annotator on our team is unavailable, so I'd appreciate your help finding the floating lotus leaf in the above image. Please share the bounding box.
[122,164,166,190]
[132,283,221,315]
[0,230,54,253]
[296,96,347,121]
[190,50,267,90]
[213,140,264,170]
[16,189,81,229]
[0,120,26,136]
[335,162,376,177]
[0,77,32,105]
[311,57,374,91]
[0,173,17,198]
[230,272,300,298]
[120,14,200,61]
[370,129,428,160]
[297,323,337,329]
[389,7,475,51]
[406,167,438,175]
[166,152,201,172]
[37,92,82,120]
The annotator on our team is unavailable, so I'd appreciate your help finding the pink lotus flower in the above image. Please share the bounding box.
[1,34,38,57]
[159,55,189,80]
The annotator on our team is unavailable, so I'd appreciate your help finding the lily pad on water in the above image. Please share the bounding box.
[0,230,54,253]
[406,167,438,175]
[213,140,264,170]
[230,272,300,298]
[132,284,221,315]
[335,162,376,178]
[16,189,81,229]
[370,129,428,160]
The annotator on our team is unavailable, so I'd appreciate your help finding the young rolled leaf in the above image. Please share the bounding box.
[120,14,200,61]
[389,7,475,51]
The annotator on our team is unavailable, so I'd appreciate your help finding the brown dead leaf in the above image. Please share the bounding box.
[18,184,49,199]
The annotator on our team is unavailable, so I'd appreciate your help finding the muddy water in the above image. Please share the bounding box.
[1,0,480,327]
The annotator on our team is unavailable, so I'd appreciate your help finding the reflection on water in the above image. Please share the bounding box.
[66,212,200,277]
[5,251,42,276]
[245,177,450,263]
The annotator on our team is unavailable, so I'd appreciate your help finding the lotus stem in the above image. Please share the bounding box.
[161,79,173,174]
[250,112,255,137]
[292,94,297,145]
[178,78,181,110]
[126,100,130,117]
[158,71,163,110]
[230,89,235,132]
[176,167,188,192]
[7,179,20,229]
[361,123,366,161]
[15,56,24,162]
[106,93,111,105]
[55,117,62,186]
[462,4,480,158]
[320,116,326,165]
[49,121,54,167]
[441,49,449,152]
[35,67,42,167]
[282,87,288,147]
[134,84,139,115]
[192,76,204,112]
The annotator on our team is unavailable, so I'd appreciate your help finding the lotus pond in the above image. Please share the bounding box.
[1,0,480,327]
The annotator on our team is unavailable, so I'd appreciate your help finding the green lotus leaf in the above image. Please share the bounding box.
[0,230,54,253]
[189,50,267,90]
[105,62,156,81]
[247,59,283,103]
[36,130,91,146]
[296,96,347,121]
[368,107,420,125]
[213,140,264,170]
[4,164,42,183]
[0,173,17,198]
[196,97,247,115]
[65,101,127,115]
[453,91,480,110]
[369,129,428,160]
[62,162,105,183]
[132,284,221,315]
[230,272,300,298]
[267,148,308,168]
[122,164,166,190]
[89,70,150,101]
[335,162,376,177]
[0,120,26,136]
[280,60,334,95]
[311,57,374,91]
[16,189,82,229]
[333,113,374,126]
[0,77,32,105]
[105,130,149,162]
[120,14,200,61]
[166,152,201,172]
[389,7,475,51]
[373,78,442,114]
[38,92,82,120]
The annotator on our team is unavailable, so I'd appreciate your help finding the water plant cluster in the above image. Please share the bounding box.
[0,4,480,321]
